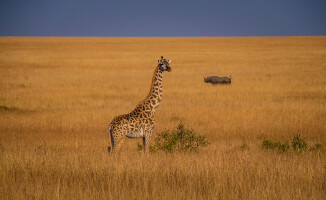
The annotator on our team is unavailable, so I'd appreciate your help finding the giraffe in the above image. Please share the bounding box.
[108,56,172,153]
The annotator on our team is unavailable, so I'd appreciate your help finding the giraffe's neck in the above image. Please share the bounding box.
[145,66,163,110]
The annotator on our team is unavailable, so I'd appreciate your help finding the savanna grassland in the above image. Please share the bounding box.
[0,37,326,199]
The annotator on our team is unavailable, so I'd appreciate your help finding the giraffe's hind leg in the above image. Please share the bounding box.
[109,128,126,153]
[108,127,114,153]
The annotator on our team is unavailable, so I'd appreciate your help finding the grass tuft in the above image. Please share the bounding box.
[262,139,290,153]
[291,134,308,153]
[262,135,325,154]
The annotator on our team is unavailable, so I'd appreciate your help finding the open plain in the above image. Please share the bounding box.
[0,37,326,199]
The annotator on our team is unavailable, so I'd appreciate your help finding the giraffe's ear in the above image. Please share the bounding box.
[168,60,171,64]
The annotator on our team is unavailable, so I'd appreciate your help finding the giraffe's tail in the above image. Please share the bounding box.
[108,124,114,153]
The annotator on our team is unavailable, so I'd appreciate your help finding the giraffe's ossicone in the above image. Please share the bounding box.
[108,56,172,153]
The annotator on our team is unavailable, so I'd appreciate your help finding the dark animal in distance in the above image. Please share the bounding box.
[204,76,232,84]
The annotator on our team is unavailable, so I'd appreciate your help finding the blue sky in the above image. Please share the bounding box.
[0,0,325,37]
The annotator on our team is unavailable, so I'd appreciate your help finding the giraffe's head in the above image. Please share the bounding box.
[158,56,172,72]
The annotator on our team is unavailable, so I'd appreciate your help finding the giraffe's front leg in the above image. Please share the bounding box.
[143,122,155,153]
[142,136,146,153]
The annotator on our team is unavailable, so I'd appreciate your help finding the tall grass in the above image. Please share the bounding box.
[1,36,326,199]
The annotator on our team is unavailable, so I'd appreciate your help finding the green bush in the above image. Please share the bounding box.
[149,123,210,153]
[262,139,289,153]
[309,143,325,152]
[291,134,308,153]
[262,135,325,154]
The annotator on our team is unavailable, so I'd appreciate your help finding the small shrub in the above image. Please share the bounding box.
[0,105,31,113]
[262,139,274,149]
[0,105,15,112]
[137,142,143,151]
[279,142,290,152]
[240,142,249,150]
[309,143,325,152]
[262,135,325,154]
[150,123,210,153]
[262,139,289,153]
[291,134,308,153]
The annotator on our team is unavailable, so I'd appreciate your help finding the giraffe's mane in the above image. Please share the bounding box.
[135,65,159,107]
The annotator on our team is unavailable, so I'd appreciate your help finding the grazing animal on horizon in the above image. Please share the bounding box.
[204,76,232,84]
[108,56,172,153]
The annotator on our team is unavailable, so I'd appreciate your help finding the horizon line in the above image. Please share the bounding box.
[1,35,326,38]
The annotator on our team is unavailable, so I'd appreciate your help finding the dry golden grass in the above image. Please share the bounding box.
[0,36,326,199]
